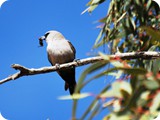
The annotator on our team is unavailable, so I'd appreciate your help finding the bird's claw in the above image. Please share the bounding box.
[55,63,60,69]
[74,59,81,65]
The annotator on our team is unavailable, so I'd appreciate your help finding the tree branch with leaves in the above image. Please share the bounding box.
[71,0,160,120]
[1,51,159,85]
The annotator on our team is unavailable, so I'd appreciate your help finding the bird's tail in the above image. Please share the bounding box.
[65,82,77,95]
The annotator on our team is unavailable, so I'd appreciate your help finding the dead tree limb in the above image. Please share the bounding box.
[0,51,160,85]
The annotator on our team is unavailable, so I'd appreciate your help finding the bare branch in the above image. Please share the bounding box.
[0,51,160,85]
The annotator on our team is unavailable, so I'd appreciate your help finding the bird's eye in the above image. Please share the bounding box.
[44,33,49,38]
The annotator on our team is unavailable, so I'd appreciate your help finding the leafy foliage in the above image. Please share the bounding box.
[72,0,160,120]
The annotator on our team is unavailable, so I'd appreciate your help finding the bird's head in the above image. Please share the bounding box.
[39,30,64,46]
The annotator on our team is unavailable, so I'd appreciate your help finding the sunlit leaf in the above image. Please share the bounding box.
[140,91,150,100]
[88,5,98,12]
[120,81,132,95]
[113,99,121,112]
[140,114,154,120]
[76,59,109,92]
[99,16,107,23]
[110,61,124,67]
[83,0,106,14]
[143,80,159,90]
[121,67,147,75]
[93,0,106,4]
[140,26,160,46]
[87,61,109,74]
[148,45,158,51]
[138,91,151,108]
[108,70,123,79]
[58,93,91,100]
[86,0,93,6]
[102,99,115,108]
[100,81,132,98]
[150,92,160,113]
[93,36,106,48]
[88,67,147,82]
[80,85,110,120]
[115,12,127,25]
[75,61,108,92]
[99,52,110,60]
[88,67,118,80]
[152,59,160,75]
[88,102,101,120]
[94,29,103,47]
[146,0,152,11]
[103,113,130,120]
[81,7,89,15]
[154,113,160,120]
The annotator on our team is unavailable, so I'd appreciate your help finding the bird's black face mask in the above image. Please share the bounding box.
[38,32,49,47]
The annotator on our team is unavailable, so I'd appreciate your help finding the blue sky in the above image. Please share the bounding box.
[0,0,109,119]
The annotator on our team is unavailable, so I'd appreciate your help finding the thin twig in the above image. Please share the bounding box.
[0,51,160,85]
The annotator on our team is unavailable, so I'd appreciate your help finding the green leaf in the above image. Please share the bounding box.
[140,91,150,100]
[121,67,147,75]
[99,52,110,60]
[110,61,124,67]
[86,0,93,6]
[152,59,160,75]
[93,36,106,48]
[143,80,159,90]
[99,16,107,23]
[100,81,132,98]
[150,92,160,113]
[146,0,152,11]
[88,67,118,80]
[104,113,131,120]
[75,60,109,93]
[84,60,109,75]
[120,81,132,95]
[108,70,123,79]
[80,85,110,120]
[86,0,106,12]
[88,5,98,12]
[140,114,154,120]
[94,29,103,47]
[58,93,91,100]
[137,91,150,107]
[88,67,147,82]
[91,0,103,5]
[88,102,101,120]
[140,26,160,46]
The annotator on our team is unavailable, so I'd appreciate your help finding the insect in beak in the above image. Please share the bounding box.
[39,36,45,46]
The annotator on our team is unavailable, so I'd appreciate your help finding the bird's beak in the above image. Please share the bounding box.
[39,36,45,46]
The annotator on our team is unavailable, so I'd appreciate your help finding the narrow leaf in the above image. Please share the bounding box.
[58,93,91,100]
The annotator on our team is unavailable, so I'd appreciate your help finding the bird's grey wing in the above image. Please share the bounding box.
[67,40,76,57]
[47,52,54,66]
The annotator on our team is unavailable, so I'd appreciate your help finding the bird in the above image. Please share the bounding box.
[39,30,77,95]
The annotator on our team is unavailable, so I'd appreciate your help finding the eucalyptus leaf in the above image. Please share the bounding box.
[150,92,160,113]
[100,81,132,98]
[58,93,91,100]
[143,80,159,90]
[140,26,160,46]
[106,113,131,120]
[88,5,98,12]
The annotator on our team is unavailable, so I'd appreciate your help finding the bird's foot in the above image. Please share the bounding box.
[74,59,81,65]
[55,63,60,69]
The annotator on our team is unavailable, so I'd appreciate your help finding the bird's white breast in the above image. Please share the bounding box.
[47,40,74,64]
